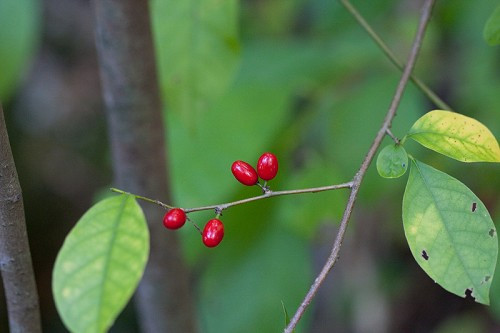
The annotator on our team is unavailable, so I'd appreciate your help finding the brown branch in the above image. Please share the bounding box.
[340,0,451,111]
[111,181,353,214]
[284,0,436,331]
[92,1,196,332]
[185,182,354,213]
[0,104,42,333]
[110,188,174,210]
[385,128,400,144]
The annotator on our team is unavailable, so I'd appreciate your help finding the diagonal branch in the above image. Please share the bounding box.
[284,0,436,331]
[340,0,451,111]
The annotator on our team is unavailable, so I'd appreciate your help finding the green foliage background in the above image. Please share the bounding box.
[0,0,499,332]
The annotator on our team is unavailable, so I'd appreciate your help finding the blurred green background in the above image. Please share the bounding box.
[0,0,499,332]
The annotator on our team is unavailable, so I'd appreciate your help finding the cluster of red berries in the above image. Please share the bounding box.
[231,152,279,186]
[163,152,278,248]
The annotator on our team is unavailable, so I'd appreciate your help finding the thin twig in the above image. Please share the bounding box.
[340,0,451,111]
[184,182,353,213]
[385,128,400,144]
[284,0,436,331]
[111,188,173,209]
[111,182,354,214]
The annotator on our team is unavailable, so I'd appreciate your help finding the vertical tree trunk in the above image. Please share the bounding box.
[92,1,196,332]
[0,105,42,333]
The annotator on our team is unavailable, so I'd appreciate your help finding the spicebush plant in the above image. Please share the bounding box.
[51,1,500,332]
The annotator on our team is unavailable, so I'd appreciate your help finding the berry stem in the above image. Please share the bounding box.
[186,216,202,235]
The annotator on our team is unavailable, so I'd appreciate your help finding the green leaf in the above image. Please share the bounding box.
[151,0,240,123]
[484,4,500,46]
[407,110,500,162]
[376,144,408,178]
[53,195,149,333]
[403,159,498,304]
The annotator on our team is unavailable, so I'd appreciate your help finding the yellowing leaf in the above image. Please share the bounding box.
[407,110,500,162]
[403,159,498,304]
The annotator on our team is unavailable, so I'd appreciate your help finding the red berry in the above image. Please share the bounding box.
[163,208,186,230]
[202,219,224,247]
[257,152,278,181]
[231,160,258,186]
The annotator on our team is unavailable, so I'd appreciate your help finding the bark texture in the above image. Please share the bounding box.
[92,1,196,332]
[0,105,42,333]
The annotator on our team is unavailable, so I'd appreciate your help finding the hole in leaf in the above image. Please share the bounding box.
[465,288,475,301]
[421,250,429,260]
[472,202,477,212]
[489,229,495,237]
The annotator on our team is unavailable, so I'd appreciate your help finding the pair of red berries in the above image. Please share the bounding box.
[163,209,224,248]
[231,152,279,186]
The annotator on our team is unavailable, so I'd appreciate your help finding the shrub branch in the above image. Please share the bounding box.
[285,0,436,331]
[108,0,438,330]
[111,181,353,214]
[340,0,451,111]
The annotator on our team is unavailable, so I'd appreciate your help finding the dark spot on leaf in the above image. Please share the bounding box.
[421,250,429,260]
[465,288,475,301]
[472,202,477,212]
[484,276,491,283]
[489,229,495,237]
[402,163,406,168]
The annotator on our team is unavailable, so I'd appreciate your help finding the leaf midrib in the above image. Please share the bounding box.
[96,195,129,330]
[412,160,478,296]
[408,130,495,158]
